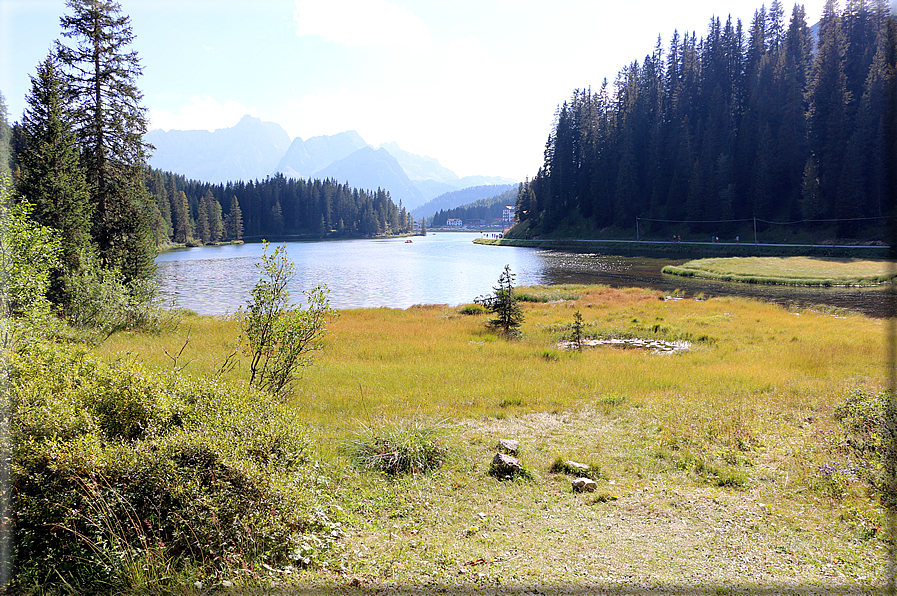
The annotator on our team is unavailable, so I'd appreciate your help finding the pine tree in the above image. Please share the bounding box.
[225,195,243,241]
[172,190,192,244]
[17,55,94,306]
[56,0,155,283]
[196,193,210,244]
[207,193,223,242]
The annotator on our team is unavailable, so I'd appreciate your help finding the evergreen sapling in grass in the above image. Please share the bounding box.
[476,264,524,337]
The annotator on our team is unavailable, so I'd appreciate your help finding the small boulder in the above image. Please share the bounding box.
[564,460,590,472]
[498,439,519,454]
[572,477,597,492]
[492,452,522,475]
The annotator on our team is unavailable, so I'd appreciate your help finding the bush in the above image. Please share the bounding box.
[63,249,169,338]
[458,303,487,315]
[8,342,341,593]
[345,418,449,475]
[835,388,888,500]
[239,242,335,398]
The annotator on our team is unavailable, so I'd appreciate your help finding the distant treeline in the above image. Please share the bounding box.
[145,170,413,245]
[431,187,516,227]
[515,1,895,240]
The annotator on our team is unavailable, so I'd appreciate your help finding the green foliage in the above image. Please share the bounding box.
[17,55,95,309]
[345,418,449,475]
[63,249,168,338]
[56,0,157,284]
[0,176,62,348]
[458,303,487,315]
[834,388,888,500]
[8,342,341,592]
[475,264,524,338]
[239,242,335,398]
[513,284,585,302]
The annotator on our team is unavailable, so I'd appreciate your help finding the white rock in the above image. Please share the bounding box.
[572,477,597,492]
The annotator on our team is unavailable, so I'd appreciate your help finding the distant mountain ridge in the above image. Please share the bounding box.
[146,116,516,210]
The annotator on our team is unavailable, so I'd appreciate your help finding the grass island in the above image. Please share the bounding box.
[662,256,896,286]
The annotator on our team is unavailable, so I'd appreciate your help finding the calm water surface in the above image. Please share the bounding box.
[156,232,892,317]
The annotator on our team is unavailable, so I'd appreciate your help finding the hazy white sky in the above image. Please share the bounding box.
[3,0,829,180]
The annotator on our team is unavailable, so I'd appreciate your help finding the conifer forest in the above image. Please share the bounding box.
[515,0,896,242]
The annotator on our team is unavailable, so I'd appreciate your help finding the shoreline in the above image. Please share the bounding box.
[474,237,892,259]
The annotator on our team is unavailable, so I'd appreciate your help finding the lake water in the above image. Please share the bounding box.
[155,232,893,317]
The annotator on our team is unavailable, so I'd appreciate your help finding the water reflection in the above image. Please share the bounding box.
[155,233,891,318]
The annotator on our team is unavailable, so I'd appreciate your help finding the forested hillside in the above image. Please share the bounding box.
[513,0,895,242]
[430,187,517,227]
[145,169,413,244]
[411,183,516,219]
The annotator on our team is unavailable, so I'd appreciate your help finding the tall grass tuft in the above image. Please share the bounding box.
[345,418,449,475]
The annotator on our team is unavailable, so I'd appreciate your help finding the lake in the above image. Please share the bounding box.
[155,232,893,317]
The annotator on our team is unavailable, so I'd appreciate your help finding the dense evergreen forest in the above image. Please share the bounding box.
[513,0,896,242]
[430,187,517,227]
[144,169,413,246]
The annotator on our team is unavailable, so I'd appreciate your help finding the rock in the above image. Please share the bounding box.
[572,477,597,492]
[498,438,519,454]
[492,452,522,474]
[564,460,590,472]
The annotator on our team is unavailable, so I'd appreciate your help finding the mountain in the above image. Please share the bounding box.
[146,115,291,183]
[378,142,459,185]
[276,131,368,178]
[146,117,516,207]
[411,183,517,219]
[315,147,425,209]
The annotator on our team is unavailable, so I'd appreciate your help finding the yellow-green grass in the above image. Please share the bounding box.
[93,286,888,589]
[663,256,896,286]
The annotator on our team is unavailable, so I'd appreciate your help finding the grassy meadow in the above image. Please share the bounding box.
[663,256,896,286]
[94,285,888,592]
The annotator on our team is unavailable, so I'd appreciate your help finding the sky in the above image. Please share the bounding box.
[1,0,836,181]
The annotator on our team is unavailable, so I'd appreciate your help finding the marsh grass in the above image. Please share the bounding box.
[664,256,896,286]
[344,418,449,475]
[91,284,887,589]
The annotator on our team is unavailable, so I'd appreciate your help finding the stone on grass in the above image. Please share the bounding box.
[492,452,522,474]
[572,477,597,492]
[564,460,590,472]
[498,439,519,454]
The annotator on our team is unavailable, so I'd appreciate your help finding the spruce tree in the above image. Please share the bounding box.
[225,195,244,241]
[196,193,210,244]
[17,55,94,306]
[56,0,155,283]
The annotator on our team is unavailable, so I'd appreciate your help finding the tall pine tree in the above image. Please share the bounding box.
[56,0,155,283]
[17,55,94,307]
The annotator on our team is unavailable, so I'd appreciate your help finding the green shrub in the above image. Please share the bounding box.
[8,342,341,593]
[458,303,487,315]
[834,388,888,499]
[239,242,335,398]
[345,418,449,475]
[63,251,170,338]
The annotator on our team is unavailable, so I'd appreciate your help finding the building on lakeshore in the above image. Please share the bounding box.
[502,206,516,226]
[446,218,463,228]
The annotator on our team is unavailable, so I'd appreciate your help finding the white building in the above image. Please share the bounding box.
[502,206,516,226]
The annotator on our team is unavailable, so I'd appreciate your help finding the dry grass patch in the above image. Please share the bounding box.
[91,285,888,591]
